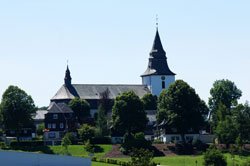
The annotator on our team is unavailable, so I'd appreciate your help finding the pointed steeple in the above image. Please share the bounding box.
[64,65,72,86]
[150,29,166,59]
[141,29,175,77]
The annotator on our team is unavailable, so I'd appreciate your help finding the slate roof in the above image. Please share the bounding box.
[47,102,73,113]
[51,84,151,100]
[33,110,48,120]
[141,29,175,77]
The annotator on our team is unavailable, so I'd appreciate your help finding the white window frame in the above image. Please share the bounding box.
[60,123,64,129]
[52,123,56,129]
[53,114,58,119]
[48,123,51,129]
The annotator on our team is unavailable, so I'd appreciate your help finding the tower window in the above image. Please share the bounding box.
[162,81,165,89]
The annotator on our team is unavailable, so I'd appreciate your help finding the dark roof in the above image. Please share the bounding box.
[141,29,175,77]
[47,102,73,113]
[33,110,48,120]
[51,84,151,101]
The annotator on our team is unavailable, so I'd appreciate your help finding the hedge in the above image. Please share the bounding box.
[91,157,159,166]
[10,140,44,146]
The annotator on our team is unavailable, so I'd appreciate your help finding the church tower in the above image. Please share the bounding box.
[64,65,72,87]
[141,29,176,96]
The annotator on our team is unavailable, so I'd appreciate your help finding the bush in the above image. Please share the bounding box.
[130,148,154,166]
[121,132,152,154]
[0,142,5,148]
[63,132,76,144]
[77,124,95,143]
[10,140,44,146]
[84,139,95,153]
[203,146,227,166]
[152,139,164,144]
[90,136,111,144]
[242,159,250,166]
[36,123,44,136]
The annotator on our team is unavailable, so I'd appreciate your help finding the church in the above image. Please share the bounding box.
[51,29,175,110]
[44,29,176,143]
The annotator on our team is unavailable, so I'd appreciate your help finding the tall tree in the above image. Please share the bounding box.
[156,80,209,143]
[98,88,112,114]
[111,91,148,135]
[69,98,90,123]
[0,85,36,142]
[215,115,237,148]
[141,93,157,110]
[208,79,242,119]
[96,105,110,137]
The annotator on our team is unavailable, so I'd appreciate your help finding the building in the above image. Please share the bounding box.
[44,29,176,142]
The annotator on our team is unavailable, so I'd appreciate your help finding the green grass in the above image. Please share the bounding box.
[49,144,112,157]
[92,161,119,166]
[116,154,250,166]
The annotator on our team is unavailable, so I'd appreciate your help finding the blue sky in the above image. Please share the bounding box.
[0,0,250,107]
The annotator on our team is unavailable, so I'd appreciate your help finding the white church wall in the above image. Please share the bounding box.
[142,75,175,96]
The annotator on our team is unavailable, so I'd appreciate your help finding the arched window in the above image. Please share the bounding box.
[162,81,165,89]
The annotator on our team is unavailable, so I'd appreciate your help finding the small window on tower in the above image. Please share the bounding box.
[162,81,165,89]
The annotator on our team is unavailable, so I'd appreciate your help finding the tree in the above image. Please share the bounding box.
[142,93,157,110]
[95,105,110,137]
[0,85,36,142]
[208,79,242,119]
[129,148,154,166]
[156,80,209,143]
[111,91,148,135]
[77,124,95,143]
[215,115,237,148]
[36,123,44,136]
[69,98,90,123]
[62,133,72,154]
[98,88,112,114]
[203,146,227,166]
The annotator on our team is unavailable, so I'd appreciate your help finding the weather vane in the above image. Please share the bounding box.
[156,14,158,29]
[67,60,69,66]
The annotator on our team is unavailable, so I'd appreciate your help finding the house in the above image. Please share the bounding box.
[44,102,76,145]
[33,110,48,128]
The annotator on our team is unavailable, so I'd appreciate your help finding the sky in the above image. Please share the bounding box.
[0,0,250,107]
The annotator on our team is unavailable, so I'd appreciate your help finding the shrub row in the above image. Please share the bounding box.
[90,137,111,144]
[91,157,158,166]
[10,140,44,146]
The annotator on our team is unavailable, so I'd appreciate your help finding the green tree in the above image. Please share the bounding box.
[232,103,250,145]
[111,91,148,135]
[95,105,109,137]
[62,133,72,154]
[157,80,209,143]
[0,85,36,143]
[203,146,227,166]
[129,148,154,166]
[36,123,44,136]
[208,79,242,119]
[142,93,157,110]
[69,98,90,123]
[215,115,237,148]
[77,124,95,143]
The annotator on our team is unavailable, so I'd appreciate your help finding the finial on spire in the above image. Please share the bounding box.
[156,14,158,29]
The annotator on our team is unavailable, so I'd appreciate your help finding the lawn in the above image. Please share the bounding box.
[117,154,250,166]
[49,144,112,157]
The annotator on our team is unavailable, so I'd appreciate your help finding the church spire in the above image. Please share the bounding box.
[150,29,166,59]
[64,65,72,86]
[141,29,175,77]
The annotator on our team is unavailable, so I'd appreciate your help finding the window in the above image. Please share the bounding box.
[186,136,194,141]
[10,130,15,134]
[48,133,56,138]
[162,81,165,89]
[52,123,56,129]
[53,114,58,119]
[23,130,27,134]
[48,123,51,129]
[60,123,64,129]
[171,136,180,142]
